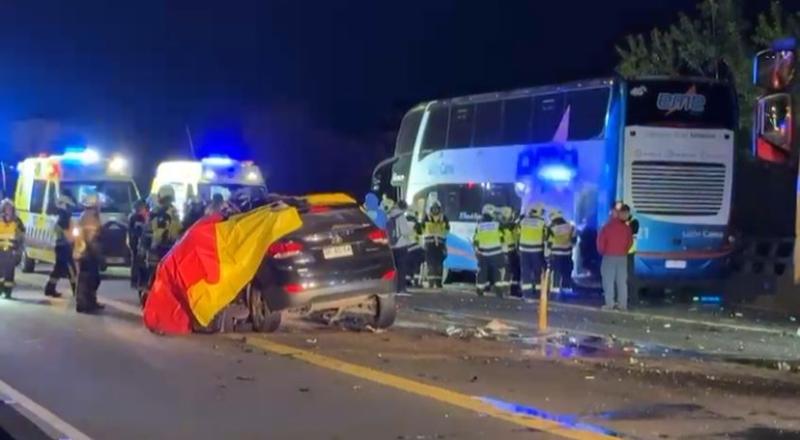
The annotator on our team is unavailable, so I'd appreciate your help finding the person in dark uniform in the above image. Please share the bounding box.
[44,196,77,297]
[74,195,104,313]
[182,196,205,232]
[128,199,149,290]
[0,199,24,299]
[140,186,182,305]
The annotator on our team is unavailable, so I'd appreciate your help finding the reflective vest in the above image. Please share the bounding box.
[501,223,518,252]
[149,205,182,252]
[406,214,421,250]
[423,216,448,246]
[518,216,546,253]
[473,221,503,256]
[0,219,21,252]
[549,220,574,256]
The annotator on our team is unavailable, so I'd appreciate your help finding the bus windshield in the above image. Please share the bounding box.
[61,181,138,213]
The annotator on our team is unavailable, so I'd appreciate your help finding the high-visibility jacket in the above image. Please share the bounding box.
[501,223,519,252]
[406,213,422,250]
[0,218,23,252]
[473,221,503,256]
[422,215,449,246]
[149,205,182,252]
[548,218,575,256]
[626,217,639,254]
[518,215,547,253]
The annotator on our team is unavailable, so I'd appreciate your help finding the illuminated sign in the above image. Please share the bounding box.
[657,92,706,113]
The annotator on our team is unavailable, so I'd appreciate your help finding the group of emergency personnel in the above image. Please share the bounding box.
[473,203,576,299]
[370,194,450,291]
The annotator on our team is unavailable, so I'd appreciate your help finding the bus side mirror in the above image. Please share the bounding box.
[753,49,796,91]
[755,93,793,163]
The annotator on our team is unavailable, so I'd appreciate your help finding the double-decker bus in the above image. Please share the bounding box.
[375,77,738,289]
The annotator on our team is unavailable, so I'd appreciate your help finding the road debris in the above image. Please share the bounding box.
[469,376,478,383]
[298,387,310,392]
[305,338,318,345]
[663,323,672,329]
[585,375,595,380]
[235,375,255,381]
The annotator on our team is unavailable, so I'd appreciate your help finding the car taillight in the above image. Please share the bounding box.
[309,205,331,213]
[368,228,389,245]
[381,269,396,281]
[283,283,304,294]
[267,240,304,259]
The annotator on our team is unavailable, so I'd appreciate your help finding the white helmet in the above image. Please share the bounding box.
[82,194,100,208]
[157,185,176,202]
[482,204,496,216]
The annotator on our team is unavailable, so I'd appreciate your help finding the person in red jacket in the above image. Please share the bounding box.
[597,205,634,310]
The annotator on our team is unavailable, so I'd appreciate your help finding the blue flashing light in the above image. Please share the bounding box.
[202,156,234,167]
[693,295,722,304]
[772,37,797,51]
[62,148,100,164]
[536,163,576,184]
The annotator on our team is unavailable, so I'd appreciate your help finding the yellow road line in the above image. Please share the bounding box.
[234,335,617,440]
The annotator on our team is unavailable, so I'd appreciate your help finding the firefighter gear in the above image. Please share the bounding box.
[421,202,449,288]
[138,186,182,305]
[473,211,505,297]
[73,204,104,313]
[499,207,520,296]
[128,199,149,291]
[44,198,77,297]
[518,206,547,298]
[0,200,24,299]
[548,210,576,293]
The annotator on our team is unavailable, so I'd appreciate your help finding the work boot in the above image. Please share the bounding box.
[2,288,11,299]
[44,283,63,298]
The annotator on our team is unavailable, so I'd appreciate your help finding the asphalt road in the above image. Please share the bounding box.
[1,268,799,440]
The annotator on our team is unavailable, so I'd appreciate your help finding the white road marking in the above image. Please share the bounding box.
[99,297,143,317]
[0,378,93,440]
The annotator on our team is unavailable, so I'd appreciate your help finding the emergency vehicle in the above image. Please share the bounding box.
[14,148,141,272]
[150,156,266,219]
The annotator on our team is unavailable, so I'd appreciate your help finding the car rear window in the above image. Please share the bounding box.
[300,207,372,231]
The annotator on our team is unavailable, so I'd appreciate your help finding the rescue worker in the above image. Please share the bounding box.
[182,195,205,231]
[474,204,505,297]
[44,195,78,297]
[421,201,449,289]
[405,204,424,287]
[499,206,521,297]
[205,193,225,216]
[73,196,104,313]
[0,199,24,299]
[517,204,547,299]
[386,200,414,293]
[621,202,640,296]
[140,186,182,304]
[363,192,387,229]
[128,199,149,290]
[547,209,577,294]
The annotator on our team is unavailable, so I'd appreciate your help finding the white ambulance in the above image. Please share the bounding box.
[15,148,141,271]
[150,156,266,219]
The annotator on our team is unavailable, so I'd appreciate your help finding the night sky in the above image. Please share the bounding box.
[0,0,775,195]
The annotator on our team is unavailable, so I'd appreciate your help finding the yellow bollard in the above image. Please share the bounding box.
[538,268,550,332]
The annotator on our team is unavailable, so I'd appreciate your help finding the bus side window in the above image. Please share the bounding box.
[30,180,46,214]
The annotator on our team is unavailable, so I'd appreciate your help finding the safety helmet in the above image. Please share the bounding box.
[527,204,544,218]
[549,209,563,220]
[381,197,396,212]
[500,206,513,220]
[429,201,442,214]
[157,185,175,202]
[133,198,148,210]
[0,198,14,215]
[482,204,496,217]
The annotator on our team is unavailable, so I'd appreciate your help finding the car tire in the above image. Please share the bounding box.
[249,285,281,333]
[372,293,397,329]
[20,252,35,273]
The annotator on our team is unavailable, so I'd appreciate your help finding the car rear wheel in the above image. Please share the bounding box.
[20,251,35,273]
[249,285,281,333]
[372,293,396,329]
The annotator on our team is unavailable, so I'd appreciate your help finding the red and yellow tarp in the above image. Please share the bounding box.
[143,204,303,334]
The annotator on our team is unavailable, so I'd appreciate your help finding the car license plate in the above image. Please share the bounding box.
[665,260,687,269]
[323,244,353,259]
[106,257,125,264]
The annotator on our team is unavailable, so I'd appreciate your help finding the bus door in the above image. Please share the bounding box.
[24,179,54,263]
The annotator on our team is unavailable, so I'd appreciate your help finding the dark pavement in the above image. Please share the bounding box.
[0,268,798,439]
